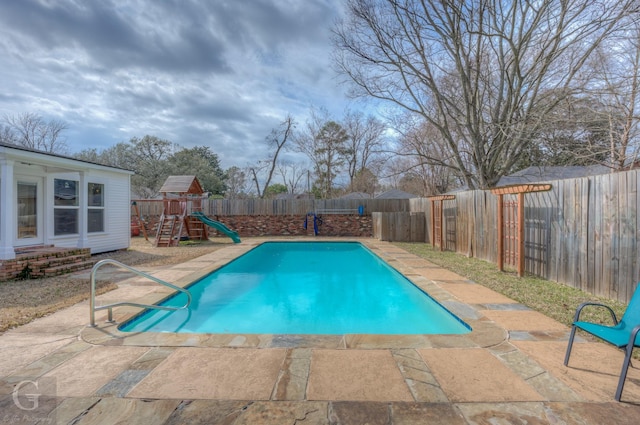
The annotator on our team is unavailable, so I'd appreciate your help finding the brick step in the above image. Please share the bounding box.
[29,254,92,269]
[2,247,94,281]
[16,247,90,261]
[37,260,97,278]
[14,244,54,254]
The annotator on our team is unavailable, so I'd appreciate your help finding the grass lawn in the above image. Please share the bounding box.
[394,242,629,327]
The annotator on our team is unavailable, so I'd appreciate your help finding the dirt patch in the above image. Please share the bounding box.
[0,237,232,333]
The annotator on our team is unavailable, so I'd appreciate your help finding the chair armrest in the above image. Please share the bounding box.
[573,302,619,325]
[627,324,640,348]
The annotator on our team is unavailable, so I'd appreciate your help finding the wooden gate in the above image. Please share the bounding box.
[428,195,455,250]
[492,184,552,277]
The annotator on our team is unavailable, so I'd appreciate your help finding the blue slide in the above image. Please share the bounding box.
[191,211,241,243]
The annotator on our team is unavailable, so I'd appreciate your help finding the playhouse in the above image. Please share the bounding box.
[155,175,240,246]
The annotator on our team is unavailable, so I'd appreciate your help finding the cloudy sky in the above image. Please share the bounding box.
[0,0,365,169]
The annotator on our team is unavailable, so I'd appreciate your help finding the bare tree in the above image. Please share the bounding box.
[584,23,640,170]
[0,124,18,145]
[392,118,459,194]
[4,112,69,154]
[250,115,295,198]
[334,0,638,189]
[277,161,308,195]
[342,110,387,190]
[293,108,328,178]
[350,167,379,195]
[516,92,612,168]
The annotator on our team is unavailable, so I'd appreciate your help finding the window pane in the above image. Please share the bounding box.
[88,183,104,207]
[18,182,37,239]
[54,179,78,206]
[54,209,78,235]
[88,209,104,233]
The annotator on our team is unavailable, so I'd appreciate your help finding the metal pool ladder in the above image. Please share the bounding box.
[89,259,192,327]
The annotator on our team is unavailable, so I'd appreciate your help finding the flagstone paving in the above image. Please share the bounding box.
[1,238,640,424]
[307,349,414,402]
[128,348,286,400]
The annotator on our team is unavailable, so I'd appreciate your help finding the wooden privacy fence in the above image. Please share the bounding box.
[409,169,640,304]
[133,198,411,216]
[372,212,426,242]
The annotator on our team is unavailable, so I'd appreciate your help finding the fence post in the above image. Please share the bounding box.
[518,191,525,277]
[497,194,504,271]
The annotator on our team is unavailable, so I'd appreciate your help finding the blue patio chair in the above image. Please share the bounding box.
[564,286,640,401]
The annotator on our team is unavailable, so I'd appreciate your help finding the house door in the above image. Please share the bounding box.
[16,178,44,246]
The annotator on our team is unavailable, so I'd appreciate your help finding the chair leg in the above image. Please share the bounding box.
[615,343,634,401]
[564,325,577,366]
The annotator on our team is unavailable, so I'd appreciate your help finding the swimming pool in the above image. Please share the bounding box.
[119,241,470,335]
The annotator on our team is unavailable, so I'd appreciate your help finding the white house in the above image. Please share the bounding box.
[0,142,133,261]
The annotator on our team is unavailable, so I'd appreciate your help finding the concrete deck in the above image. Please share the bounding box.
[2,238,640,424]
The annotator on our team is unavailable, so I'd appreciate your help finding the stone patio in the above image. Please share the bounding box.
[1,238,640,424]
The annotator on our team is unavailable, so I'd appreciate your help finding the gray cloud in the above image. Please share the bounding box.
[0,0,355,168]
[0,0,230,73]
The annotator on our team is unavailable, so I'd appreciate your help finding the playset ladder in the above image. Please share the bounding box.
[185,215,207,241]
[155,215,181,247]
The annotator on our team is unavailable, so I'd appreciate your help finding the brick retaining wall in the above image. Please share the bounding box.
[139,214,373,239]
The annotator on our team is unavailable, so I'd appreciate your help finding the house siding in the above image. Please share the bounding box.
[0,142,133,262]
[90,170,131,254]
[48,170,131,254]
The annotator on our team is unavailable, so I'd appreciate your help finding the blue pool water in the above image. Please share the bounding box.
[119,242,470,335]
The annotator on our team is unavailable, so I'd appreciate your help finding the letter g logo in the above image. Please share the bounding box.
[12,380,40,411]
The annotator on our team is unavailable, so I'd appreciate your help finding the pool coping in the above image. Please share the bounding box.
[8,237,640,423]
[81,238,512,350]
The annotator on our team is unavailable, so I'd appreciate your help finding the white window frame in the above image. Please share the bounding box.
[53,177,79,236]
[87,182,105,233]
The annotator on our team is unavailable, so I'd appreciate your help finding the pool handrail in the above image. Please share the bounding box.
[89,259,192,327]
